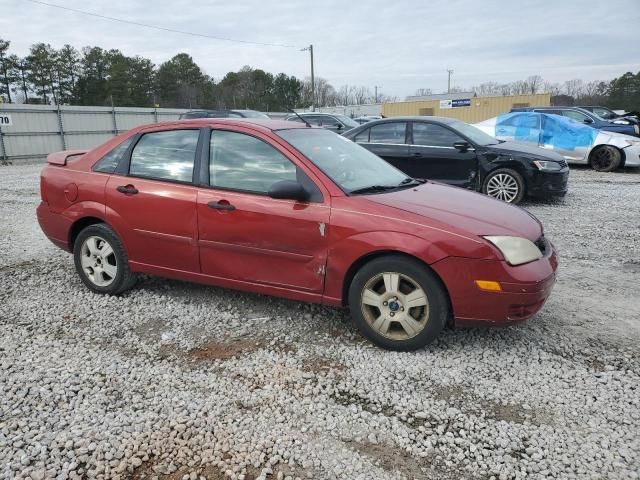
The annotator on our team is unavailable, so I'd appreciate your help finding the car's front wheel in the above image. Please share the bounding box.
[73,223,137,295]
[482,168,525,204]
[590,145,621,172]
[348,255,449,351]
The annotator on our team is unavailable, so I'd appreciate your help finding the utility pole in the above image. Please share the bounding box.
[447,69,454,93]
[301,44,315,111]
[374,85,379,103]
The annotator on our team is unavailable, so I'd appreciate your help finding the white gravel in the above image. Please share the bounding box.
[1,164,639,480]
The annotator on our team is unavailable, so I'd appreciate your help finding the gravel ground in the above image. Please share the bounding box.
[1,164,639,480]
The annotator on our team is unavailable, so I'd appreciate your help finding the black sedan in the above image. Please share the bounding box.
[342,116,569,204]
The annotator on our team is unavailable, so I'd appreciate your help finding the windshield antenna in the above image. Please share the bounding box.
[287,108,312,128]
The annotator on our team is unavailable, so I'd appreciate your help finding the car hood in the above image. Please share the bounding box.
[484,141,565,161]
[365,182,542,241]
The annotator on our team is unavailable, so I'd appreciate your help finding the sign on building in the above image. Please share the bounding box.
[439,99,471,109]
[0,114,12,126]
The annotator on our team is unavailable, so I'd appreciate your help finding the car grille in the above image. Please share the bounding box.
[534,235,547,255]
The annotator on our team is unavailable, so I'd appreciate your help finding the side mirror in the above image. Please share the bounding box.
[583,118,594,124]
[336,123,343,130]
[268,180,309,201]
[453,141,471,152]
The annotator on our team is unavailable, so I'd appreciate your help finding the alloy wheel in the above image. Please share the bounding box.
[592,148,615,170]
[80,235,118,287]
[486,173,519,203]
[360,272,430,340]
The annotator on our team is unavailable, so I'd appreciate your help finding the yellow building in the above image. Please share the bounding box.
[382,93,550,123]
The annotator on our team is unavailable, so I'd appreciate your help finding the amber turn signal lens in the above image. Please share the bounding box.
[475,280,502,292]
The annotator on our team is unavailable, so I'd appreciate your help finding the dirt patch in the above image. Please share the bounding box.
[302,356,346,374]
[189,338,264,361]
[351,441,427,479]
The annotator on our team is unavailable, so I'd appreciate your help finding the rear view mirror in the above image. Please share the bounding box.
[453,141,471,152]
[268,180,309,201]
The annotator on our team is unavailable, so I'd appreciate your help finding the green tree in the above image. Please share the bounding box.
[75,46,110,105]
[606,71,640,112]
[272,73,302,109]
[26,43,58,104]
[56,44,81,104]
[156,53,207,108]
[0,38,19,103]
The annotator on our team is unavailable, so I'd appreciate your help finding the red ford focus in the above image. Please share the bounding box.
[37,119,557,350]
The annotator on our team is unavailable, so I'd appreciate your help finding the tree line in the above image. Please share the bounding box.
[2,37,638,112]
[0,38,397,111]
[416,73,640,112]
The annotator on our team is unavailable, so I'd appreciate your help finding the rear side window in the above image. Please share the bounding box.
[129,130,199,182]
[369,122,407,144]
[93,137,134,173]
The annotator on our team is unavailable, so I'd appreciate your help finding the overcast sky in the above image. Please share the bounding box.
[2,0,639,98]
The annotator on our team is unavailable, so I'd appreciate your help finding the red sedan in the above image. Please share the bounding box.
[37,119,557,351]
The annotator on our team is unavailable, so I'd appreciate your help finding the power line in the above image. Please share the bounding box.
[22,0,302,49]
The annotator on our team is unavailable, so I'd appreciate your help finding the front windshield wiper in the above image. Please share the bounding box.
[350,178,425,195]
[350,185,399,195]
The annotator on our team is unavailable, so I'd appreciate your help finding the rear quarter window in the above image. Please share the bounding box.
[93,137,135,173]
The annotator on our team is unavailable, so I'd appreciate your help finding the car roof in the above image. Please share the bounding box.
[141,118,312,132]
[356,116,458,124]
[293,112,341,116]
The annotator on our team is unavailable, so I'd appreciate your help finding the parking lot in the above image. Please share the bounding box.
[1,164,639,479]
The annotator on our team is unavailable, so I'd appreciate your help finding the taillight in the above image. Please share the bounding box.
[40,175,48,203]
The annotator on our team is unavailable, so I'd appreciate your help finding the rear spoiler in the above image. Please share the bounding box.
[47,149,89,166]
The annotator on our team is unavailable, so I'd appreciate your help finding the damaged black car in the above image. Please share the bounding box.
[342,116,569,204]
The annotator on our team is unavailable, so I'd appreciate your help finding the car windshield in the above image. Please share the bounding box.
[449,120,500,146]
[236,110,270,118]
[277,128,409,194]
[592,107,616,119]
[333,114,360,128]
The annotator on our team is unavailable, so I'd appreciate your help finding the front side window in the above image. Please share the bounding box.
[369,122,407,144]
[93,136,134,173]
[209,130,299,194]
[412,123,463,147]
[354,128,370,143]
[277,128,407,194]
[129,129,199,182]
[563,110,590,123]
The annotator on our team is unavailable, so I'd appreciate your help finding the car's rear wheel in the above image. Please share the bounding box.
[73,223,136,294]
[348,255,449,351]
[590,145,621,172]
[482,168,525,204]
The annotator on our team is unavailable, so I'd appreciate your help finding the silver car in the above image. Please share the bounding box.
[476,112,640,172]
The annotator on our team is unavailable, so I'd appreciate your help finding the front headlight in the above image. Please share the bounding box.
[533,160,563,171]
[484,236,542,266]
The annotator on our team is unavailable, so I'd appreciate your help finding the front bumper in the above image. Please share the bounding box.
[526,169,569,198]
[622,144,640,167]
[431,241,558,326]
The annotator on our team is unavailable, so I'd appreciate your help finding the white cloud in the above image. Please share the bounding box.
[2,0,639,97]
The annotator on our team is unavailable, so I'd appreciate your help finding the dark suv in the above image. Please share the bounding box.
[179,109,270,120]
[511,106,639,137]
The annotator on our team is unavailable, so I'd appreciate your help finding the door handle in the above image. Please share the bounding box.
[412,152,423,157]
[116,184,138,195]
[207,200,236,211]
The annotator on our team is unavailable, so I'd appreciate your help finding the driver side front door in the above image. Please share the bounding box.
[196,127,330,294]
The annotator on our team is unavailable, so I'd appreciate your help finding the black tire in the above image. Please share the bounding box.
[590,145,621,172]
[481,168,525,204]
[348,255,449,351]
[73,223,137,295]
